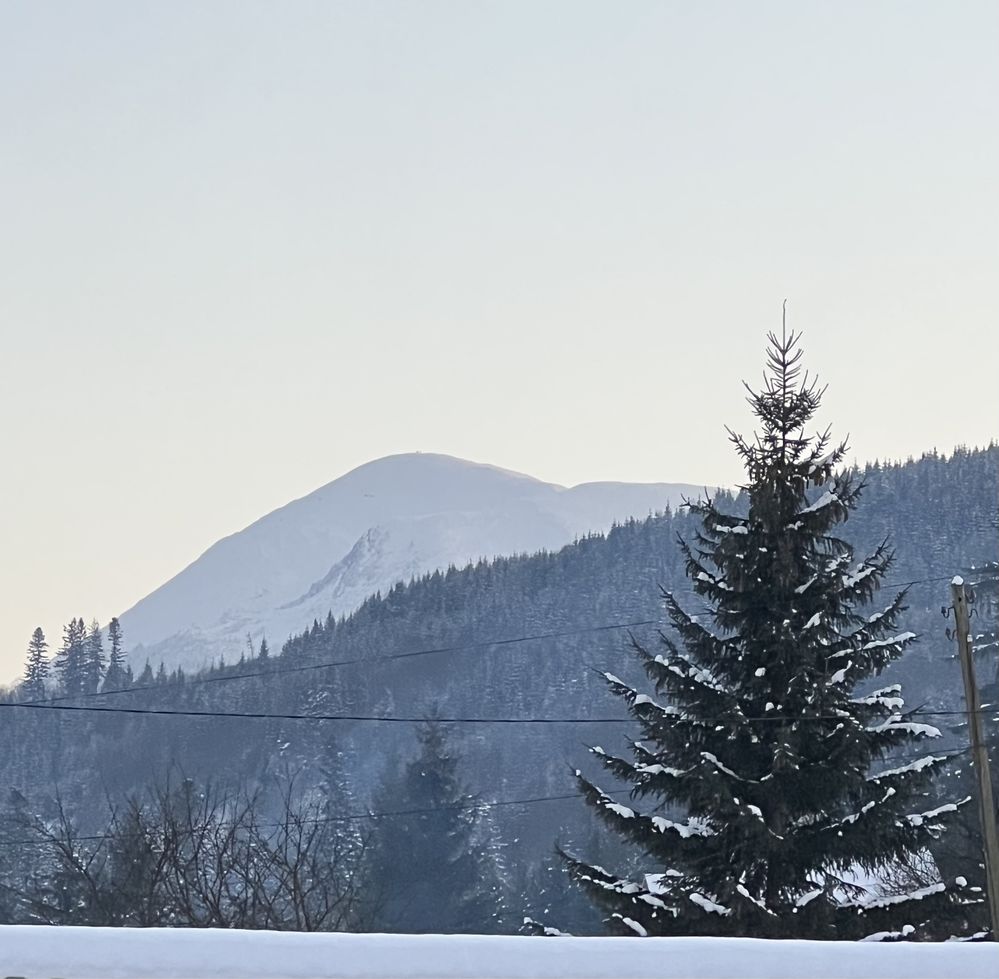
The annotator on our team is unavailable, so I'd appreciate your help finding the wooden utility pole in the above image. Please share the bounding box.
[951,576,999,939]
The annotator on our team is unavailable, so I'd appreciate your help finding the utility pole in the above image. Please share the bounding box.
[951,576,999,939]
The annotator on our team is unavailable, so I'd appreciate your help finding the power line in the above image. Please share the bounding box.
[21,571,956,708]
[3,698,992,726]
[5,702,631,724]
[0,570,980,863]
[22,619,657,707]
[0,746,972,850]
[672,574,953,596]
[0,789,610,849]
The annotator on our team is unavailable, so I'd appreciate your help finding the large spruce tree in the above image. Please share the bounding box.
[564,325,982,939]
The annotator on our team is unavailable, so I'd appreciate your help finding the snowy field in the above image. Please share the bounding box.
[0,927,995,979]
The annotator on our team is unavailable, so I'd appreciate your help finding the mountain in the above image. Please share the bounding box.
[118,453,708,672]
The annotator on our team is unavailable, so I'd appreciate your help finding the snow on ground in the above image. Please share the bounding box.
[1,927,995,979]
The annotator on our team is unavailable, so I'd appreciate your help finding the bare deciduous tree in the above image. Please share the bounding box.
[4,773,375,931]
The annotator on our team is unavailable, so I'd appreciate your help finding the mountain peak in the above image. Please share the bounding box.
[118,455,708,672]
[315,452,555,497]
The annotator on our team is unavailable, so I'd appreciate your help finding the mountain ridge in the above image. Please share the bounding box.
[119,452,711,672]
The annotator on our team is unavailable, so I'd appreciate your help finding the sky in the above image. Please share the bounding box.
[1,1,997,682]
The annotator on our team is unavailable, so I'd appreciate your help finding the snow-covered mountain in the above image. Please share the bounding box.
[119,453,709,672]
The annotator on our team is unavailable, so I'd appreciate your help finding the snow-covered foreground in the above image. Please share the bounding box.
[1,927,994,979]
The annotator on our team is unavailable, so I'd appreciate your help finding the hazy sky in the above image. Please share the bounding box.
[1,1,996,682]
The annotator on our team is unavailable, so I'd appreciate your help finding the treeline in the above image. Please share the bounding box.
[19,617,132,700]
[18,622,280,703]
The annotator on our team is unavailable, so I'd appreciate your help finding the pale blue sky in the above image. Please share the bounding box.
[1,1,997,680]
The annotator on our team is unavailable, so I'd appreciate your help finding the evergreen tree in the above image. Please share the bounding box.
[258,636,269,660]
[564,325,981,939]
[83,619,106,695]
[22,627,49,700]
[102,617,129,692]
[55,618,87,697]
[367,720,507,934]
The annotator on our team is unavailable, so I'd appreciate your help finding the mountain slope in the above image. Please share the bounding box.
[119,453,707,671]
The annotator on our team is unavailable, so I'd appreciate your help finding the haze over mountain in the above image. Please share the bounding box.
[119,453,709,672]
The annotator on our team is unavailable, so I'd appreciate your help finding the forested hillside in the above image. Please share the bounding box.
[1,444,995,933]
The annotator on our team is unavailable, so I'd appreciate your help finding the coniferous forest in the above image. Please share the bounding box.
[1,340,996,939]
